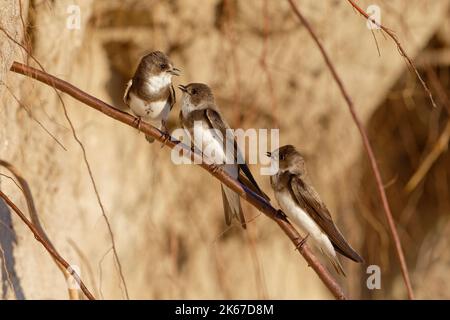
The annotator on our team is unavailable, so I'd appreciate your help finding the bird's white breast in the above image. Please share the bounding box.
[181,100,195,119]
[146,73,172,94]
[275,190,335,255]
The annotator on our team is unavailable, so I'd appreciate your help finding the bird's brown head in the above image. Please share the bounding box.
[137,51,180,77]
[267,145,306,175]
[178,83,215,109]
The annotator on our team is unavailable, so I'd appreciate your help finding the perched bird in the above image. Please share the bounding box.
[123,51,180,142]
[178,83,270,228]
[267,145,363,275]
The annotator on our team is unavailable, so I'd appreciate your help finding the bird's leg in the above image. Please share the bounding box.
[159,120,172,149]
[276,209,287,219]
[209,162,225,174]
[295,233,310,251]
[132,116,142,132]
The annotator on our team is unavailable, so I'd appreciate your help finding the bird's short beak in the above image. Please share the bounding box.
[178,84,187,92]
[266,152,272,157]
[168,67,181,76]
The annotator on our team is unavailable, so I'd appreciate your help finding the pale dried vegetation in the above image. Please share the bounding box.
[0,0,449,299]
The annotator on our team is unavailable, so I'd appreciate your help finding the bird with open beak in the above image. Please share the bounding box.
[178,83,270,228]
[267,145,363,275]
[123,51,181,143]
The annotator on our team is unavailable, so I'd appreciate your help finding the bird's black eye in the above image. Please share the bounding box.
[160,63,167,69]
[280,154,285,160]
[191,89,197,95]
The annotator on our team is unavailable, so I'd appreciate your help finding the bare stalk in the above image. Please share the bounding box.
[0,189,95,300]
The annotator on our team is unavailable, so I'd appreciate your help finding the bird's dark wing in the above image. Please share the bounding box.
[123,79,132,106]
[205,108,270,201]
[289,175,363,263]
[169,84,176,110]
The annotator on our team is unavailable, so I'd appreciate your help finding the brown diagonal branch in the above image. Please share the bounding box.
[0,160,80,299]
[0,25,129,300]
[0,189,95,300]
[10,61,347,300]
[287,0,414,299]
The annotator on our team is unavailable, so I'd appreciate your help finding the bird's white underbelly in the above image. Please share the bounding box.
[200,128,227,163]
[184,125,237,178]
[275,190,335,255]
[129,93,169,125]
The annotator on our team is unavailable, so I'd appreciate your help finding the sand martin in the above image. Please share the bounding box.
[178,83,270,228]
[267,145,363,275]
[123,51,180,142]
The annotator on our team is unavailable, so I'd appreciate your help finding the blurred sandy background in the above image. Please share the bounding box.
[1,0,450,299]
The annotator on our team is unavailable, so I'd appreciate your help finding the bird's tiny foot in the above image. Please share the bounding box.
[209,163,224,173]
[160,123,171,149]
[133,116,142,132]
[160,131,171,149]
[276,209,287,219]
[295,234,310,251]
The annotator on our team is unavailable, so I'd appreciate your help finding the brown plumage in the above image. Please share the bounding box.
[123,51,180,142]
[269,145,363,275]
[179,83,270,228]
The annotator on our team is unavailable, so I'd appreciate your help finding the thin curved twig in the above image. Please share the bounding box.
[0,25,129,299]
[0,160,81,299]
[405,119,450,193]
[0,189,95,300]
[346,0,436,109]
[405,67,450,192]
[0,81,67,150]
[287,0,414,299]
[10,61,347,300]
